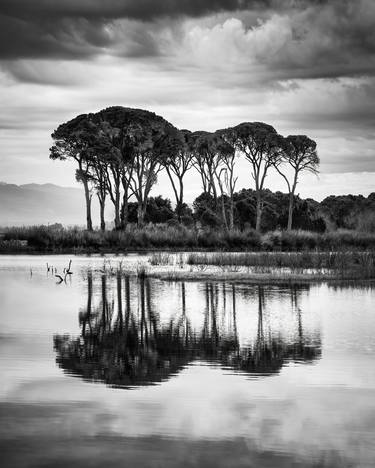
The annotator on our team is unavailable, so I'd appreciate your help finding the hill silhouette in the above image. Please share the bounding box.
[0,182,89,226]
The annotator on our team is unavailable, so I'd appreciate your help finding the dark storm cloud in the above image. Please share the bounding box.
[1,0,374,90]
[0,1,277,21]
[0,1,232,61]
[270,1,375,79]
[0,15,162,62]
[0,0,328,60]
[0,15,110,60]
[0,1,334,24]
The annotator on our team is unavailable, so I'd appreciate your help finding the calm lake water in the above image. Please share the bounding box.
[1,254,375,468]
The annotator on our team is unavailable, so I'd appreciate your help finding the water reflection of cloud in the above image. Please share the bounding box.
[2,260,375,467]
[3,368,375,467]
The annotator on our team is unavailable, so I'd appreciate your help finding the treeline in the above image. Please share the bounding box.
[50,106,319,233]
[120,190,375,233]
[321,194,375,232]
[123,191,324,232]
[4,190,375,252]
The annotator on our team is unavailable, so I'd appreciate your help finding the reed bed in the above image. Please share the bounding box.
[148,252,174,265]
[186,251,375,279]
[2,225,375,252]
[95,251,375,282]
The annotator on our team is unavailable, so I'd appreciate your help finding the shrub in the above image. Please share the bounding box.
[3,224,375,252]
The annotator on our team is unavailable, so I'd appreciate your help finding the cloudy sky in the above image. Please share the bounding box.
[0,0,374,201]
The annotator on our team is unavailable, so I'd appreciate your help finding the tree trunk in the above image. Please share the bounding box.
[287,192,294,231]
[176,201,182,223]
[255,192,262,232]
[82,178,93,231]
[221,196,228,231]
[229,196,234,231]
[98,196,106,231]
[211,179,218,212]
[120,195,128,230]
[114,188,121,230]
[177,178,184,223]
[166,169,183,224]
[287,174,298,231]
[137,201,146,228]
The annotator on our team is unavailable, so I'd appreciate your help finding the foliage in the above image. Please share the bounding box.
[128,196,175,224]
[3,225,375,253]
[47,106,375,242]
[50,107,181,230]
[320,194,375,230]
[193,189,326,232]
[50,108,322,233]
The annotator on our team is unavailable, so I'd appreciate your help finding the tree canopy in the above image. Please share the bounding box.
[50,107,320,232]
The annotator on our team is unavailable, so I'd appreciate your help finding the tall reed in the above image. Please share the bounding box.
[3,225,375,252]
[186,251,375,279]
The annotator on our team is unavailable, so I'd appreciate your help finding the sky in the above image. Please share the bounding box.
[0,0,374,201]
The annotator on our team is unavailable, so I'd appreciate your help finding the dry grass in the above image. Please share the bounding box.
[186,251,375,279]
[2,225,375,253]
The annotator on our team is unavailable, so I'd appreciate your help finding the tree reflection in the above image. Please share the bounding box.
[54,276,321,388]
[222,285,321,375]
[55,275,194,388]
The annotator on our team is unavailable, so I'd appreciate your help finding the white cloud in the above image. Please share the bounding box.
[181,15,292,69]
[0,2,375,197]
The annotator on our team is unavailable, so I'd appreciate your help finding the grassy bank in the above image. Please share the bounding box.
[145,251,375,281]
[142,270,375,284]
[89,250,375,283]
[186,251,375,275]
[2,224,375,253]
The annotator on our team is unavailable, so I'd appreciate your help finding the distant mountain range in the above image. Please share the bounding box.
[0,182,93,226]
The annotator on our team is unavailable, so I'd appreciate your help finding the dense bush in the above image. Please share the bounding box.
[320,193,375,230]
[3,225,375,252]
[193,189,326,232]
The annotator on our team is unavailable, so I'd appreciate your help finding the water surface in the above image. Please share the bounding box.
[1,254,375,467]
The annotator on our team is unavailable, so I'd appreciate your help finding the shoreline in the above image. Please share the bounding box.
[1,246,375,255]
[92,264,375,285]
[1,249,374,283]
[140,270,375,285]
